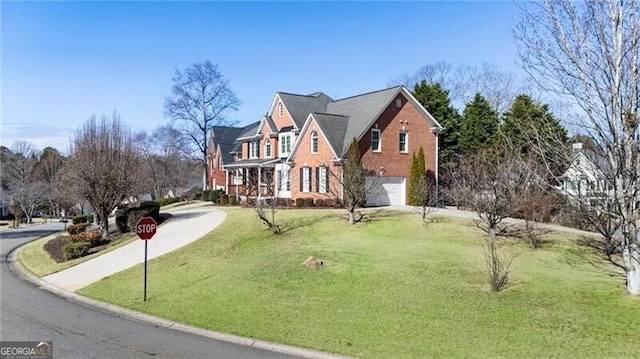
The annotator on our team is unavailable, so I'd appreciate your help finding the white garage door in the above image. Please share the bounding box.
[365,176,406,207]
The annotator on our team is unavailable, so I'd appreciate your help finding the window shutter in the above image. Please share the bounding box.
[325,167,329,193]
[299,167,303,191]
[316,167,320,192]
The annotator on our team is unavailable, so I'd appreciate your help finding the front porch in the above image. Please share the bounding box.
[224,159,290,200]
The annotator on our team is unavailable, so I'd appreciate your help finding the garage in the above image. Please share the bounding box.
[365,176,406,206]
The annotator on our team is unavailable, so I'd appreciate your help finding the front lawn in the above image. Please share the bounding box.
[79,208,639,358]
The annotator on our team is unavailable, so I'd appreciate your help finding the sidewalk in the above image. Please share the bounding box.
[43,206,227,291]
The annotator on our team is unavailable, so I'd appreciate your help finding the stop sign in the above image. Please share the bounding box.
[136,217,157,240]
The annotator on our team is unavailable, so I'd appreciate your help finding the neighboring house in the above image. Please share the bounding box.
[561,143,612,206]
[206,122,259,191]
[212,85,443,206]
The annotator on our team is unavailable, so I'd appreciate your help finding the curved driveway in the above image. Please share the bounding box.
[0,214,305,358]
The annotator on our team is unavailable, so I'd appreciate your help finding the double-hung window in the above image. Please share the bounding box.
[317,166,328,194]
[371,129,381,152]
[311,131,318,154]
[265,139,272,158]
[300,167,311,192]
[250,141,259,158]
[399,132,408,153]
[279,134,292,157]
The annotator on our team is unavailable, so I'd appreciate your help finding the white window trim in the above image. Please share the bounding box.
[250,141,259,159]
[279,133,292,158]
[265,139,272,158]
[311,131,318,154]
[276,164,291,197]
[303,167,311,193]
[396,98,402,108]
[399,132,408,153]
[319,166,328,194]
[371,129,381,152]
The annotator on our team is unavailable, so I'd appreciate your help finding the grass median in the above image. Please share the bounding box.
[79,208,639,358]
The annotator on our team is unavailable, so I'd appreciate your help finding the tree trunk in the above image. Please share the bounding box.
[100,210,110,239]
[623,241,640,296]
[348,209,355,225]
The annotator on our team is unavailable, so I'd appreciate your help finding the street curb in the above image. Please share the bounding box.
[8,235,351,359]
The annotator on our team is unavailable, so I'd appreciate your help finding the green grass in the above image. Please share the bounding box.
[20,232,137,277]
[79,208,640,358]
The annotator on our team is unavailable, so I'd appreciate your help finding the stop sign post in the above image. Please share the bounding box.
[136,217,157,301]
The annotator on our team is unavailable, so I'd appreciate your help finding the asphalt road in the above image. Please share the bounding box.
[0,223,298,359]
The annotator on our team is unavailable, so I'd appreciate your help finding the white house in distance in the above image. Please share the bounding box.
[561,143,611,205]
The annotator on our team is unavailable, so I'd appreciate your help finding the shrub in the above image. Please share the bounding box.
[156,197,179,207]
[229,195,238,205]
[315,199,325,207]
[202,190,211,202]
[295,198,305,207]
[72,215,88,224]
[303,198,314,207]
[219,194,229,205]
[86,214,94,224]
[208,190,222,203]
[69,230,103,246]
[67,223,90,235]
[63,242,90,260]
[116,201,160,233]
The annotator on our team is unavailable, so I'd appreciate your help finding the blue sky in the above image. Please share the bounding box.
[1,1,520,153]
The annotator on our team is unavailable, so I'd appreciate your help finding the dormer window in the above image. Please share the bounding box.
[311,131,318,154]
[278,103,283,118]
[265,139,272,158]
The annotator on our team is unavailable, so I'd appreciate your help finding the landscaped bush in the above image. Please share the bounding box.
[209,190,222,203]
[303,198,314,207]
[156,197,179,207]
[315,199,325,207]
[66,223,90,235]
[218,194,229,205]
[72,215,88,224]
[229,195,238,205]
[63,241,90,260]
[116,201,160,233]
[69,230,104,246]
[295,198,305,207]
[86,214,94,224]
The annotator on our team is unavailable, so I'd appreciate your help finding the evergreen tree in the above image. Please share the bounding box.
[499,94,569,177]
[459,93,499,155]
[407,148,426,205]
[412,80,462,165]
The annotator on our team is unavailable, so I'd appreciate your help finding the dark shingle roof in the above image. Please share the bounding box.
[277,92,333,128]
[211,126,245,165]
[310,113,350,156]
[225,121,260,158]
[325,86,401,155]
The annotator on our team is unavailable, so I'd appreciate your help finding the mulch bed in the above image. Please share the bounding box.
[43,236,67,263]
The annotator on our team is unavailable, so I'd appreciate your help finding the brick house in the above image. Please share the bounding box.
[206,122,259,191]
[211,85,443,206]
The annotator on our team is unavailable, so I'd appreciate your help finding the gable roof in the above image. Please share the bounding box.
[210,125,246,165]
[227,121,260,156]
[325,86,401,155]
[276,92,333,128]
[310,113,349,157]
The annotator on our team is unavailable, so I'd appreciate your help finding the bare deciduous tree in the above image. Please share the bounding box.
[252,169,284,234]
[389,61,521,114]
[515,0,640,295]
[328,138,382,225]
[5,141,40,223]
[164,61,241,190]
[136,125,191,199]
[65,114,141,237]
[446,149,525,291]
